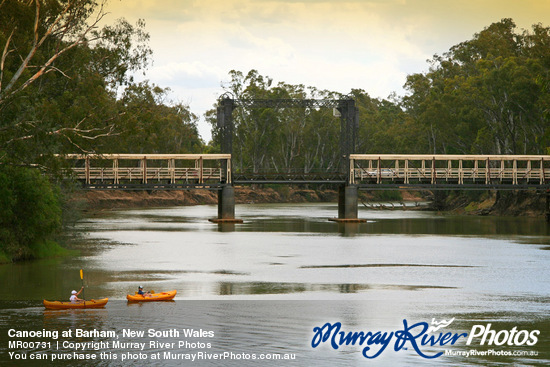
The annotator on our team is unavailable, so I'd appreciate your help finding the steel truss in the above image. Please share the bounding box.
[216,97,358,182]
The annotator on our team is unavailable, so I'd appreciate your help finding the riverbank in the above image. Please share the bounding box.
[3,188,544,264]
[75,187,429,211]
[75,187,339,210]
[429,190,547,217]
[0,187,421,264]
[73,187,546,217]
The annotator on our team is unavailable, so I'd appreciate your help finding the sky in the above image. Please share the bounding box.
[102,0,550,142]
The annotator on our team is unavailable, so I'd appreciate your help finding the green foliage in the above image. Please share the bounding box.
[353,89,425,154]
[96,82,203,154]
[0,251,10,264]
[0,1,206,262]
[211,21,550,174]
[210,69,346,173]
[0,165,62,261]
[0,0,164,164]
[403,19,550,155]
[31,240,72,259]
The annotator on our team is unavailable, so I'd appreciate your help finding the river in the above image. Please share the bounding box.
[1,203,549,366]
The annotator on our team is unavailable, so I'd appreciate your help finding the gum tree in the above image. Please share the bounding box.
[0,0,152,163]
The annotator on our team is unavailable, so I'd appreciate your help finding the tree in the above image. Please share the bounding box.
[0,0,161,261]
[210,70,343,174]
[98,82,203,154]
[403,19,550,155]
[0,0,152,164]
[0,164,61,261]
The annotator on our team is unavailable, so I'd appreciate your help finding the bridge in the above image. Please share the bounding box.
[61,152,550,222]
[350,154,550,189]
[58,97,550,222]
[62,154,233,189]
[66,153,550,189]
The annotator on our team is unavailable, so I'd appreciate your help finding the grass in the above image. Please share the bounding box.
[0,240,78,264]
[0,251,10,264]
[32,240,77,259]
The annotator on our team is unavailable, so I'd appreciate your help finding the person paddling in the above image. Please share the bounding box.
[137,285,152,298]
[70,286,85,303]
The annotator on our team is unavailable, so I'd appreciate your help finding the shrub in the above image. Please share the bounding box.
[0,165,62,261]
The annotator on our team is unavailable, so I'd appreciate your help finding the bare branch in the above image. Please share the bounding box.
[0,119,38,133]
[61,124,118,153]
[44,64,73,79]
[0,28,15,92]
[61,133,90,153]
[2,109,124,149]
[2,0,41,95]
[1,0,108,101]
[5,123,118,145]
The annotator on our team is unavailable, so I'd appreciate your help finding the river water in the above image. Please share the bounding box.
[1,203,549,366]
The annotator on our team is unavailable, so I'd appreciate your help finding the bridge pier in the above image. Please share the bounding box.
[329,185,365,223]
[218,185,235,219]
[339,185,358,219]
[209,185,243,223]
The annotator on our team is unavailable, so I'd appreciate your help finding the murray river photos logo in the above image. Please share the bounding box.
[311,318,540,359]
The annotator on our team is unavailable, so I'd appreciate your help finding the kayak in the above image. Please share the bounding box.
[43,298,109,310]
[126,290,177,302]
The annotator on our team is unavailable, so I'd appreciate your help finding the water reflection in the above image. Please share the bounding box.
[336,222,361,236]
[216,281,456,295]
[1,203,549,366]
[216,223,236,232]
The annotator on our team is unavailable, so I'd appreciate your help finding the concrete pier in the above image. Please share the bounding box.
[330,185,365,223]
[209,185,243,223]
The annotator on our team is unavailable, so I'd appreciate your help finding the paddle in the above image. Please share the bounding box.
[80,269,85,302]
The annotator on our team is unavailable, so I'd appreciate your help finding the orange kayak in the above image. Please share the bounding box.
[43,298,109,310]
[126,290,177,302]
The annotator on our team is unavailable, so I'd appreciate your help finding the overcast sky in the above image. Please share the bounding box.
[102,0,550,142]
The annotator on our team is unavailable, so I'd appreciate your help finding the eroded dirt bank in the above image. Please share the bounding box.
[74,188,545,218]
[76,186,341,210]
[430,190,547,217]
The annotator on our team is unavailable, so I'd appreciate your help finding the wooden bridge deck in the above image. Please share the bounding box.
[60,154,231,189]
[59,153,550,189]
[351,154,550,189]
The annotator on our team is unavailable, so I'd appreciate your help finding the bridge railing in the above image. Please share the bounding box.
[350,154,550,186]
[60,154,232,186]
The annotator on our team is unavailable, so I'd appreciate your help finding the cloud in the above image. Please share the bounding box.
[146,62,223,89]
[104,0,550,142]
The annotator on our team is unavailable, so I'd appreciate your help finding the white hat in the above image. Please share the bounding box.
[71,290,77,294]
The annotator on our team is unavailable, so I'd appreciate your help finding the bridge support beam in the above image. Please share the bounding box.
[210,185,243,223]
[339,185,358,219]
[218,185,235,219]
[329,185,364,223]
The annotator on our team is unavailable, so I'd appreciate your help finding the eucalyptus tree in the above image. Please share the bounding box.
[403,19,550,155]
[0,0,152,164]
[211,69,343,174]
[99,82,203,154]
[0,0,155,261]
